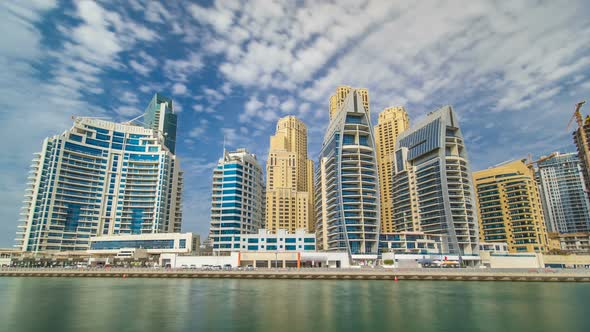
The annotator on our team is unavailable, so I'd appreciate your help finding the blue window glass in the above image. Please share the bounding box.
[70,134,83,142]
[179,239,186,249]
[86,138,110,148]
[359,136,369,146]
[343,134,355,145]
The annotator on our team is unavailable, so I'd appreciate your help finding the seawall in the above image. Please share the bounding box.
[2,268,590,282]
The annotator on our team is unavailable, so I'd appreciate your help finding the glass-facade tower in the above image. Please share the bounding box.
[392,106,479,255]
[536,152,590,233]
[15,117,183,252]
[208,148,265,254]
[315,87,380,259]
[143,93,177,154]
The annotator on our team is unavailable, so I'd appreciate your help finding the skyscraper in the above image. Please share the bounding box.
[473,160,551,253]
[392,106,479,255]
[143,93,178,153]
[315,86,380,259]
[16,117,183,252]
[208,148,265,254]
[536,152,590,233]
[374,107,409,233]
[265,116,314,233]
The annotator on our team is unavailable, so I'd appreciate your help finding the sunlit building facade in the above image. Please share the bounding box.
[392,106,479,255]
[209,149,265,254]
[374,106,409,233]
[16,117,183,252]
[265,116,314,233]
[143,93,178,154]
[315,86,380,260]
[536,152,590,233]
[474,160,550,253]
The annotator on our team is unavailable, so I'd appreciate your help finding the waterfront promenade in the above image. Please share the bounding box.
[2,267,590,282]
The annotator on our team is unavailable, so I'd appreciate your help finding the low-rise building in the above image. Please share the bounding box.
[550,232,590,253]
[379,232,441,254]
[239,229,316,252]
[479,242,509,253]
[88,232,200,256]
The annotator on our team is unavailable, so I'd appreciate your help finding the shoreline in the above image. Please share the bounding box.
[2,268,590,282]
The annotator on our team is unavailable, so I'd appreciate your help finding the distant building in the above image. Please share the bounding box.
[550,232,590,254]
[392,106,479,255]
[315,86,380,260]
[573,114,590,201]
[239,229,316,252]
[143,93,178,153]
[536,152,590,233]
[374,107,410,233]
[379,232,441,254]
[474,160,551,253]
[16,115,183,253]
[265,116,314,233]
[208,148,265,254]
[88,232,200,255]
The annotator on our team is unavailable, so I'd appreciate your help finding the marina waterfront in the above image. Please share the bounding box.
[1,277,589,332]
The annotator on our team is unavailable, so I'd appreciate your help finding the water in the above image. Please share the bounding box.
[0,278,589,332]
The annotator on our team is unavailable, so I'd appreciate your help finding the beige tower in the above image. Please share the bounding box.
[473,160,551,253]
[266,116,315,233]
[329,86,370,120]
[375,107,409,233]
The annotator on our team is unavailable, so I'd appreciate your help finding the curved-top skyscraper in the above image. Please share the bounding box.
[315,86,380,261]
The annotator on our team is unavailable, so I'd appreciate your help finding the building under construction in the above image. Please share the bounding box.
[572,101,590,199]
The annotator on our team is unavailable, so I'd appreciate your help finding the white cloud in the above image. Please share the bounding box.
[189,119,209,138]
[172,83,188,95]
[164,52,203,82]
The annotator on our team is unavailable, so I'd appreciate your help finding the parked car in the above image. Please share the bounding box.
[245,265,255,271]
[223,264,233,270]
[190,264,197,269]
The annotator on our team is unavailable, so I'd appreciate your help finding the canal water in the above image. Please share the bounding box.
[0,277,589,332]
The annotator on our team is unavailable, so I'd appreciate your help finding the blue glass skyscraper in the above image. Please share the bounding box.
[315,87,380,261]
[15,117,183,252]
[208,148,265,254]
[143,93,178,154]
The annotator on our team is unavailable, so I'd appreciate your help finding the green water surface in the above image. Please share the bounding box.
[0,277,588,332]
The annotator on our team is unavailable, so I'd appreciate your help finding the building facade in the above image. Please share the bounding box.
[374,106,410,233]
[392,106,479,255]
[379,232,441,254]
[474,160,551,253]
[16,117,183,252]
[143,93,178,153]
[536,152,590,233]
[239,229,316,252]
[315,86,380,259]
[208,149,265,254]
[558,233,590,253]
[265,116,314,233]
[89,232,199,255]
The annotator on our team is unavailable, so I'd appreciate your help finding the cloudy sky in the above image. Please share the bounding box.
[1,0,590,247]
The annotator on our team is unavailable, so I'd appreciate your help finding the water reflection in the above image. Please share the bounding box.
[0,278,589,332]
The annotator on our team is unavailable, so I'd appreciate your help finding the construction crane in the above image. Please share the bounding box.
[567,101,586,131]
[526,152,559,166]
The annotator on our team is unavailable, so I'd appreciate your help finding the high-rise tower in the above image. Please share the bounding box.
[536,152,590,233]
[374,107,409,233]
[143,93,178,153]
[15,117,183,252]
[474,160,551,253]
[392,106,479,255]
[208,148,265,254]
[315,86,380,260]
[265,116,314,233]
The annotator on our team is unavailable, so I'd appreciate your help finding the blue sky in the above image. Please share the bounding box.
[1,0,590,247]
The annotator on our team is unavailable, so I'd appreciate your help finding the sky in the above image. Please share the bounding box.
[1,0,590,248]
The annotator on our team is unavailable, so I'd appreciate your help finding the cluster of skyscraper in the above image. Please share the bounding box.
[15,86,590,258]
